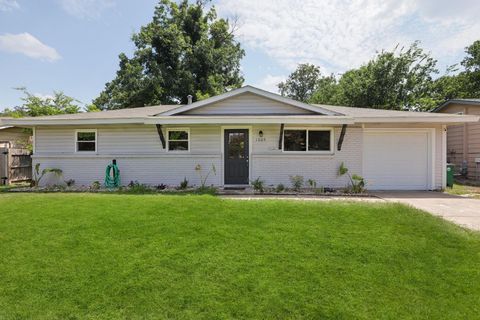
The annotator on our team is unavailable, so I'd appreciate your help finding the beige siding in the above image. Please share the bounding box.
[439,103,480,180]
[184,92,315,115]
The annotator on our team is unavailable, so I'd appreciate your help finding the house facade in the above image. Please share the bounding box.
[433,99,480,181]
[2,86,478,190]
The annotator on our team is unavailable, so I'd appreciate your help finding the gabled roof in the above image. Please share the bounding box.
[159,85,340,116]
[1,88,478,126]
[432,99,480,112]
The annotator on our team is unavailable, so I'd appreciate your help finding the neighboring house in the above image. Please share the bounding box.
[0,124,31,149]
[433,99,480,181]
[1,86,478,190]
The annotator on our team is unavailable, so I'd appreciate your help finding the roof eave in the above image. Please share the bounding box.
[355,115,480,124]
[145,115,355,125]
[432,99,480,113]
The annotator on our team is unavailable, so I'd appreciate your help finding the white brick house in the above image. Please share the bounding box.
[2,86,478,190]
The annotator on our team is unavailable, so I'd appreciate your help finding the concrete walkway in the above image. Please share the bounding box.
[373,191,480,231]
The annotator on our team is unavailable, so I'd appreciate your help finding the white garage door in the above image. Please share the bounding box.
[363,131,431,190]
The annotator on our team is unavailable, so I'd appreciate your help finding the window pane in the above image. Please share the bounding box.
[284,130,306,151]
[308,130,331,151]
[77,142,95,151]
[169,130,188,140]
[77,132,95,141]
[169,141,189,151]
[228,132,245,159]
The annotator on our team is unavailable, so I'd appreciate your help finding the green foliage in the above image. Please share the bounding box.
[251,177,265,193]
[275,183,285,193]
[64,179,75,187]
[307,179,317,189]
[179,177,189,190]
[307,40,480,110]
[278,63,322,102]
[195,185,217,195]
[94,0,245,110]
[126,181,153,194]
[90,181,101,191]
[3,88,81,117]
[195,164,216,187]
[32,163,63,187]
[289,175,304,192]
[338,162,365,193]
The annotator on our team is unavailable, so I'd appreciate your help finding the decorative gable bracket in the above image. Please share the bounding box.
[337,124,347,151]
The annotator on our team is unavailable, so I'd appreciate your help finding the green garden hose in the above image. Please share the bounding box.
[104,162,120,188]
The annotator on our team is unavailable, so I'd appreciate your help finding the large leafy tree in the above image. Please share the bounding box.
[94,0,245,110]
[1,88,81,117]
[278,64,322,102]
[429,40,480,106]
[310,42,438,110]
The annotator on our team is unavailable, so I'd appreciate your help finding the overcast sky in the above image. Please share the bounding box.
[1,0,479,110]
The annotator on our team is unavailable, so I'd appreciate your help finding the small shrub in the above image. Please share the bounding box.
[289,175,304,192]
[179,177,189,190]
[32,163,63,187]
[90,181,101,191]
[195,186,217,195]
[275,183,285,193]
[251,177,265,193]
[64,179,75,187]
[314,186,325,194]
[307,179,317,189]
[338,162,365,193]
[156,184,167,190]
[127,181,151,194]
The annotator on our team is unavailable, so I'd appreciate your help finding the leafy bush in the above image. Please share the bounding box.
[195,186,217,195]
[32,163,63,187]
[179,177,189,190]
[289,175,304,192]
[315,186,325,194]
[127,181,152,194]
[307,179,317,188]
[338,162,365,193]
[90,181,101,191]
[275,183,285,193]
[156,184,167,190]
[251,177,265,193]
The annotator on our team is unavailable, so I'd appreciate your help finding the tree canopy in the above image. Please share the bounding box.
[94,0,245,110]
[278,64,322,102]
[284,40,480,111]
[1,88,82,118]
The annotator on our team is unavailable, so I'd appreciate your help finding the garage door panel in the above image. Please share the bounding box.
[364,131,430,190]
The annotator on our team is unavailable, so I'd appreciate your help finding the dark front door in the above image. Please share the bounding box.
[224,129,249,185]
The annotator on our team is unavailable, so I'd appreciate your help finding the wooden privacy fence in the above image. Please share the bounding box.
[0,147,32,185]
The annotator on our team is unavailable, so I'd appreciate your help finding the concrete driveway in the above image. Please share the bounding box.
[374,191,480,231]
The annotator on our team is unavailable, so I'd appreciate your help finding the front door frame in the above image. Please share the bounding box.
[221,126,252,186]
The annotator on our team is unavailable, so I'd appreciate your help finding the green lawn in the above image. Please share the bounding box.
[0,194,479,319]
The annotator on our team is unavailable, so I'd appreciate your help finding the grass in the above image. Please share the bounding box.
[0,194,479,319]
[445,183,480,199]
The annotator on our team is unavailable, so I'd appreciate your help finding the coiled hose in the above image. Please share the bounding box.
[104,162,120,188]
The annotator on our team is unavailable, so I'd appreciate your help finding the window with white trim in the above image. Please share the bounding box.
[76,130,97,152]
[283,129,332,152]
[167,129,189,151]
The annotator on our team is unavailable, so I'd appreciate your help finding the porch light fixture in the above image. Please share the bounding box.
[259,130,264,137]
